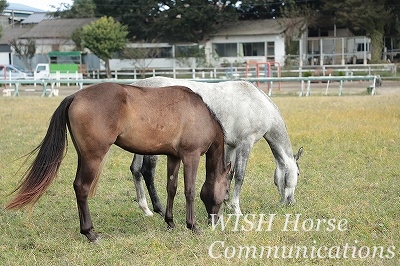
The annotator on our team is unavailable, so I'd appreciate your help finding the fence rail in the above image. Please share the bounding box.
[86,63,396,80]
[1,74,381,97]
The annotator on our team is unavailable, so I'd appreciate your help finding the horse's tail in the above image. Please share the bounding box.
[5,94,75,210]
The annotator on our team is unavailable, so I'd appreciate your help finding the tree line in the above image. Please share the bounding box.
[55,0,400,43]
[54,0,400,63]
[2,0,400,76]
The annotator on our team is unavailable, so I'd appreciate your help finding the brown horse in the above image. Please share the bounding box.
[6,82,231,242]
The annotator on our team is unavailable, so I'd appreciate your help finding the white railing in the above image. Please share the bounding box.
[1,75,381,97]
[86,63,396,80]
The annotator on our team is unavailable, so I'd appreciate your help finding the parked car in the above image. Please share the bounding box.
[0,65,33,79]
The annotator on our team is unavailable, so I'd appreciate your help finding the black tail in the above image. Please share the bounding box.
[5,95,75,210]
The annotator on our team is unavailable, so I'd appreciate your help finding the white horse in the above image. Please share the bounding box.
[131,77,303,215]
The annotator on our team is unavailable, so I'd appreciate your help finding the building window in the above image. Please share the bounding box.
[156,47,173,58]
[213,43,237,57]
[240,42,265,56]
[175,45,200,57]
[121,47,173,59]
[267,41,275,61]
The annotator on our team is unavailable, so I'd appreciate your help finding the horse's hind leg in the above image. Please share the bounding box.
[74,155,107,242]
[165,155,180,229]
[142,155,164,216]
[130,154,153,216]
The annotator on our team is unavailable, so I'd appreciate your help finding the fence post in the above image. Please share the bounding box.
[41,82,47,97]
[56,71,60,87]
[13,83,19,96]
[306,80,311,96]
[299,80,305,96]
[268,81,273,97]
[371,77,377,95]
[325,73,331,95]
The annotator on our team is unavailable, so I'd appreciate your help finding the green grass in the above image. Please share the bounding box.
[0,93,399,265]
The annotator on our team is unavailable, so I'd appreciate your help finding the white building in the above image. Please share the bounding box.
[204,19,287,67]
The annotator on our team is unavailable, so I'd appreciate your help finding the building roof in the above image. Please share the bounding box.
[210,19,285,37]
[0,27,31,43]
[20,18,97,39]
[21,12,53,24]
[6,3,45,13]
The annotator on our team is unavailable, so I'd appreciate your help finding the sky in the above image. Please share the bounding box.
[9,0,73,12]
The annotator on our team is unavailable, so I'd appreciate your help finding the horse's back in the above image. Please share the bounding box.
[134,77,282,143]
[134,77,279,116]
[68,82,220,157]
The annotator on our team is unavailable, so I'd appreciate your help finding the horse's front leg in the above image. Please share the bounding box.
[224,145,236,203]
[165,156,180,229]
[130,154,153,216]
[231,144,252,215]
[183,154,201,234]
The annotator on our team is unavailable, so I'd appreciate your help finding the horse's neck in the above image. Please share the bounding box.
[264,113,294,166]
[205,132,226,179]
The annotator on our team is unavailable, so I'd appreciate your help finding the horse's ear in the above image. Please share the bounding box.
[294,147,303,161]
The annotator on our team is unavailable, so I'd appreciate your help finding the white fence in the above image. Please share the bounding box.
[1,75,382,97]
[86,64,396,80]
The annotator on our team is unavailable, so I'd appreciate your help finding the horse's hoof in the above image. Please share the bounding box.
[154,208,165,217]
[166,220,175,229]
[84,230,100,243]
[280,197,296,206]
[186,223,201,235]
[144,209,154,216]
[191,226,201,235]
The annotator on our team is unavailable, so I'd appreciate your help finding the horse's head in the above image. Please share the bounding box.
[200,162,231,223]
[275,147,303,205]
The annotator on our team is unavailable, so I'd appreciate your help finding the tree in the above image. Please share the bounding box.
[52,0,96,18]
[149,0,239,42]
[278,0,321,66]
[92,0,161,40]
[322,0,390,63]
[10,38,36,70]
[71,27,84,51]
[122,41,164,78]
[80,16,128,78]
[0,0,8,38]
[237,0,283,19]
[92,0,238,42]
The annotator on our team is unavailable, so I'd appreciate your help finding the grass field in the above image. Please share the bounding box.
[0,90,399,265]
